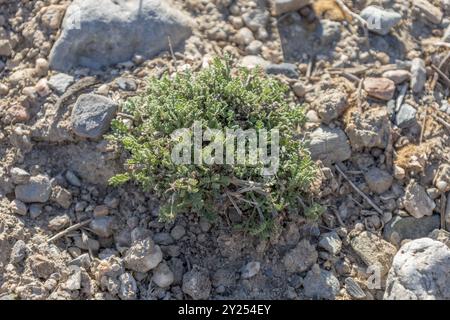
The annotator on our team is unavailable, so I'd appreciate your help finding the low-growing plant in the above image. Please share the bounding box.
[108,57,319,237]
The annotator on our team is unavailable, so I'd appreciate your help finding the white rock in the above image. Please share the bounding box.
[384,238,450,300]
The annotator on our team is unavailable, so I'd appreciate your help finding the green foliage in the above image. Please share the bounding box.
[108,57,319,237]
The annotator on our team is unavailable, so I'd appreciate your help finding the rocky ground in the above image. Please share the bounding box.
[1,0,450,300]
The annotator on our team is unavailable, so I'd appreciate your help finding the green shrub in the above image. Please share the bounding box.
[108,57,318,237]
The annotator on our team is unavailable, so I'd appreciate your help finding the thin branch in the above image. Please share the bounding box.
[47,219,93,243]
[335,164,383,215]
[335,0,369,40]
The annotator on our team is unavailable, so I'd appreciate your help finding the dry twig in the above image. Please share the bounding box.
[335,164,383,215]
[47,219,93,243]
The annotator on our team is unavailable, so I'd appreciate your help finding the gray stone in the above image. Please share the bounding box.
[242,8,269,32]
[52,186,72,209]
[69,253,92,269]
[265,63,298,78]
[65,266,82,291]
[428,229,450,248]
[49,0,193,71]
[318,232,342,255]
[10,240,28,264]
[396,104,417,128]
[308,126,351,163]
[364,167,393,194]
[124,237,162,272]
[241,261,261,279]
[315,89,348,124]
[384,238,450,300]
[10,199,27,216]
[116,77,137,91]
[344,277,366,299]
[283,239,318,273]
[239,55,269,69]
[153,232,174,246]
[47,73,75,94]
[89,217,114,237]
[350,231,397,275]
[65,170,82,187]
[384,215,440,244]
[15,175,52,203]
[118,272,138,300]
[170,225,186,240]
[303,265,340,300]
[360,6,402,35]
[71,94,118,139]
[48,214,71,231]
[152,262,174,288]
[410,58,426,94]
[10,167,30,184]
[182,266,211,300]
[29,204,42,218]
[403,180,436,219]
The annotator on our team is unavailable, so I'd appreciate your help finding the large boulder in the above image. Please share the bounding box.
[49,0,193,71]
[384,238,450,300]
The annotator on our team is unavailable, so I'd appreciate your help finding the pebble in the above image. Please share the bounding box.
[35,58,49,76]
[344,277,366,300]
[93,205,109,217]
[116,77,137,91]
[10,167,30,184]
[303,265,340,300]
[35,79,51,97]
[265,63,299,78]
[0,39,12,57]
[363,77,396,101]
[245,40,263,55]
[118,272,138,300]
[53,186,72,209]
[47,73,75,95]
[89,217,114,238]
[315,88,349,124]
[360,6,402,35]
[235,27,254,46]
[65,170,82,187]
[403,180,436,219]
[241,261,261,279]
[10,240,28,264]
[170,225,186,241]
[71,94,118,139]
[395,104,417,128]
[318,231,342,255]
[69,253,91,269]
[182,266,211,300]
[350,231,397,276]
[48,215,70,233]
[383,215,440,245]
[283,239,318,273]
[382,70,411,84]
[0,83,8,96]
[308,126,351,163]
[364,167,393,194]
[124,237,162,272]
[239,55,269,69]
[152,262,175,288]
[29,204,43,219]
[15,174,52,203]
[410,58,426,94]
[153,232,174,245]
[292,82,306,97]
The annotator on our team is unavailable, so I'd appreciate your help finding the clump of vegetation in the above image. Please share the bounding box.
[108,57,318,237]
